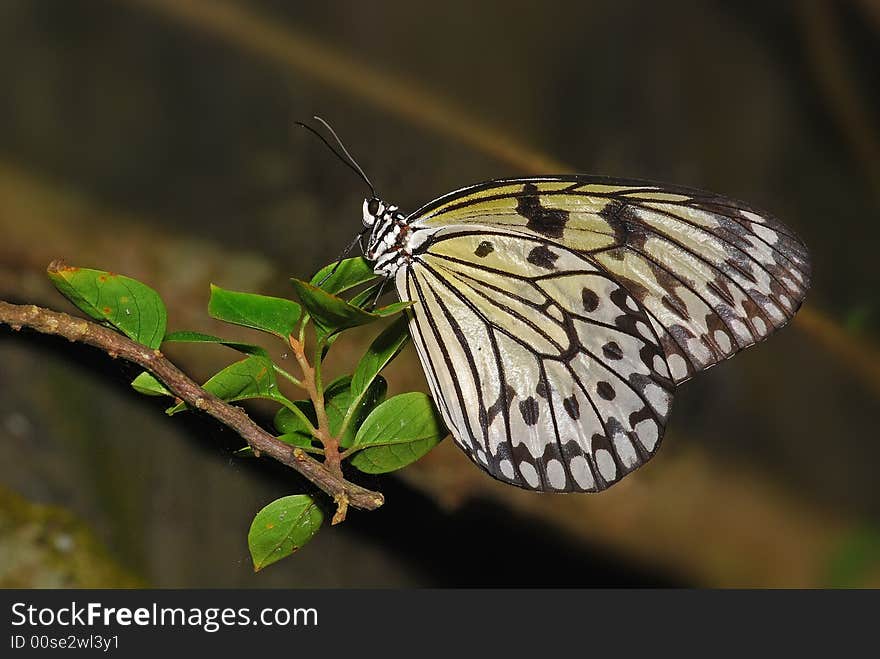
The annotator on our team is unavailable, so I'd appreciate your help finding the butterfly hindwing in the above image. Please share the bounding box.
[398,228,674,492]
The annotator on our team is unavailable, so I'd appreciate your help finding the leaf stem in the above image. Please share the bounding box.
[298,312,309,346]
[339,445,358,460]
[288,334,343,480]
[312,339,325,399]
[272,363,303,388]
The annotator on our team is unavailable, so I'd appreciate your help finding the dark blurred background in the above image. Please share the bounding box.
[1,0,878,587]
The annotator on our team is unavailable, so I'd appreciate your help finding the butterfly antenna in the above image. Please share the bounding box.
[316,229,368,287]
[311,115,376,197]
[294,117,376,197]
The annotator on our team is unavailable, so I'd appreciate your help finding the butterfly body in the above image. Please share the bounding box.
[360,176,811,493]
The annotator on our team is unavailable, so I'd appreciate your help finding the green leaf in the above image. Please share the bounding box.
[310,257,377,295]
[351,316,410,400]
[47,263,167,349]
[291,278,413,339]
[248,495,323,571]
[167,355,293,414]
[131,371,171,397]
[202,355,281,402]
[290,278,377,337]
[163,330,268,357]
[208,284,301,339]
[373,300,414,316]
[348,392,445,473]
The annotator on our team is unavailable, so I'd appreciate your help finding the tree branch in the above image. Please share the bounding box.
[0,299,384,514]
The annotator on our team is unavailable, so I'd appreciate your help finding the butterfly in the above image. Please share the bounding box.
[301,119,812,493]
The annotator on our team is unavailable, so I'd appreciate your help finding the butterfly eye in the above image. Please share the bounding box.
[362,198,379,227]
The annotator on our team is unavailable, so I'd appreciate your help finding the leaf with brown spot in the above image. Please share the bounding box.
[248,495,324,571]
[47,262,167,349]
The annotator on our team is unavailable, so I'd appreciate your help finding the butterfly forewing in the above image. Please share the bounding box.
[409,176,811,384]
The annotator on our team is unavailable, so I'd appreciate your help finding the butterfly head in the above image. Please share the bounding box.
[360,197,417,276]
[362,197,385,228]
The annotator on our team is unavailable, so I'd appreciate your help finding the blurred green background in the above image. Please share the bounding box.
[1,0,878,587]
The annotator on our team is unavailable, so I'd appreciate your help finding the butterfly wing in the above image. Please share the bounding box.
[397,228,674,491]
[409,176,811,383]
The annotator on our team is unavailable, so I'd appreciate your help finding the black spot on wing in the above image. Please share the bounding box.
[602,341,624,360]
[516,182,569,238]
[598,199,649,251]
[535,380,549,399]
[563,395,580,419]
[581,287,599,312]
[526,245,559,270]
[519,396,540,425]
[474,240,494,257]
[597,381,616,401]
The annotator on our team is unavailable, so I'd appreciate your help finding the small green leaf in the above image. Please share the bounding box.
[163,330,268,357]
[351,316,410,400]
[48,263,167,349]
[202,355,281,402]
[248,495,323,571]
[131,371,171,397]
[348,392,446,473]
[290,278,377,336]
[167,355,293,414]
[373,300,414,316]
[291,278,413,340]
[310,257,377,295]
[208,285,301,339]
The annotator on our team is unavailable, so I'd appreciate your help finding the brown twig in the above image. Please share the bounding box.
[0,299,384,515]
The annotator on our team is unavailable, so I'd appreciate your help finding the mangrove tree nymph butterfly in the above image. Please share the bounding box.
[300,117,811,493]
